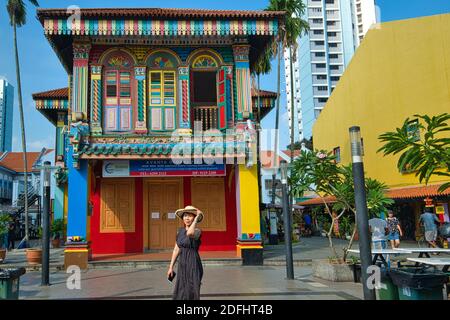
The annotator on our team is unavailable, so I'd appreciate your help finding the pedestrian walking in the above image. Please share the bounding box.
[386,210,403,249]
[168,205,204,300]
[7,221,15,250]
[303,212,312,237]
[368,214,389,250]
[419,207,441,249]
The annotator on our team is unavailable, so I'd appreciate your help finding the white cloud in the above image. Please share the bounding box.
[12,135,54,152]
[27,136,55,151]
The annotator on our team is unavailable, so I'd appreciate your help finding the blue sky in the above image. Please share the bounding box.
[0,0,449,152]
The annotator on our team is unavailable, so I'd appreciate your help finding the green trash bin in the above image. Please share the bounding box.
[377,271,399,300]
[0,268,26,300]
[390,267,448,300]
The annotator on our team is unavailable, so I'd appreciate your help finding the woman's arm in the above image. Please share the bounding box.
[397,223,403,237]
[167,243,180,277]
[187,211,202,238]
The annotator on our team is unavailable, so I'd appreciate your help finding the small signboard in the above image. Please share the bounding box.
[130,160,225,177]
[102,160,130,177]
[103,160,225,177]
[168,212,176,220]
[151,212,160,219]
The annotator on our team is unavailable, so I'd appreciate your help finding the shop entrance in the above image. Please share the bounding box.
[144,179,183,250]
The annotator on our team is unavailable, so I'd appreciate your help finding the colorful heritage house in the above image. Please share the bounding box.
[33,7,283,267]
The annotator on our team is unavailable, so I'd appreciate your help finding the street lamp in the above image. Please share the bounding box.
[280,160,294,280]
[349,126,375,300]
[41,161,51,286]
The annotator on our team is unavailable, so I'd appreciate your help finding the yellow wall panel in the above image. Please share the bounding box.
[313,14,450,188]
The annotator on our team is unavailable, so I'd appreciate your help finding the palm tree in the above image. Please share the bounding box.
[378,113,450,192]
[252,46,273,208]
[266,0,309,205]
[7,0,40,247]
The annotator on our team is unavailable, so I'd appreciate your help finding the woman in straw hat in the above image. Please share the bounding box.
[168,205,204,300]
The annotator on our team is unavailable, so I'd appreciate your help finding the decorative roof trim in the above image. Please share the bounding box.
[42,18,279,36]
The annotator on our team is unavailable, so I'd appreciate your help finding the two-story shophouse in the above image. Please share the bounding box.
[34,8,283,267]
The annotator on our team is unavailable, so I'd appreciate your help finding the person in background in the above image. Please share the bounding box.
[368,214,389,250]
[7,221,15,251]
[419,207,441,249]
[386,210,403,249]
[303,212,312,237]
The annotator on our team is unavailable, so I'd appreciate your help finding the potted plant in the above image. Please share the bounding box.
[0,213,11,263]
[51,219,64,248]
[26,226,42,265]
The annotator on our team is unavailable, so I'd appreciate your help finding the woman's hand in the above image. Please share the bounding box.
[167,267,174,278]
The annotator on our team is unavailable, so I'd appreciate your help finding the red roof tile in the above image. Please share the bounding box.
[387,184,450,199]
[0,151,53,173]
[37,8,286,20]
[32,88,69,100]
[282,149,301,158]
[260,151,283,169]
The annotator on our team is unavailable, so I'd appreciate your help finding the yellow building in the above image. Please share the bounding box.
[311,13,450,240]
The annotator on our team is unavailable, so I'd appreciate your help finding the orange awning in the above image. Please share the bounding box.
[298,183,450,206]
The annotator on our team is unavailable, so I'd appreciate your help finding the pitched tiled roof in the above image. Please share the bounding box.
[32,88,69,100]
[282,149,301,158]
[252,89,278,99]
[37,8,286,20]
[0,152,43,173]
[298,184,450,206]
[387,184,450,199]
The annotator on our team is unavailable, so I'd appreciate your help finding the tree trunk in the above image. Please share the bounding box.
[13,19,29,246]
[288,46,295,217]
[271,42,282,205]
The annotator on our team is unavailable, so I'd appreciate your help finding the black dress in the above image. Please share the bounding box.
[172,228,203,300]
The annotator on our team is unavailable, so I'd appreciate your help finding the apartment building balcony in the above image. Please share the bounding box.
[308,8,324,18]
[328,55,343,64]
[327,32,342,42]
[328,43,342,53]
[312,77,328,86]
[311,63,327,73]
[313,86,329,96]
[326,21,341,32]
[325,10,340,20]
[310,32,325,41]
[329,65,344,75]
[310,41,325,51]
[309,21,324,29]
[314,98,327,109]
[325,1,339,10]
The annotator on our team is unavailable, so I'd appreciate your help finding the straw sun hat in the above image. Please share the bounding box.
[175,205,204,223]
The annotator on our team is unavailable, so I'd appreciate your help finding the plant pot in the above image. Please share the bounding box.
[26,248,42,265]
[51,239,61,248]
[312,259,354,282]
[0,248,6,263]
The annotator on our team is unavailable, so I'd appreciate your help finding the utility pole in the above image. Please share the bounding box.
[280,160,294,280]
[41,161,51,286]
[349,127,375,300]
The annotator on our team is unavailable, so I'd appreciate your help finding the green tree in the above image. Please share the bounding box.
[266,0,309,204]
[7,0,40,246]
[290,150,393,262]
[378,113,450,193]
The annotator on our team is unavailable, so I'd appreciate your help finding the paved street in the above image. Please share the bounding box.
[18,265,363,300]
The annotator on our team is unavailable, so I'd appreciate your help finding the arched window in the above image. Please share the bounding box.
[101,50,135,133]
[146,50,180,131]
[187,49,226,131]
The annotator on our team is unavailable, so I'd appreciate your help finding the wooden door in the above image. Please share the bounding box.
[191,177,226,231]
[146,179,182,249]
